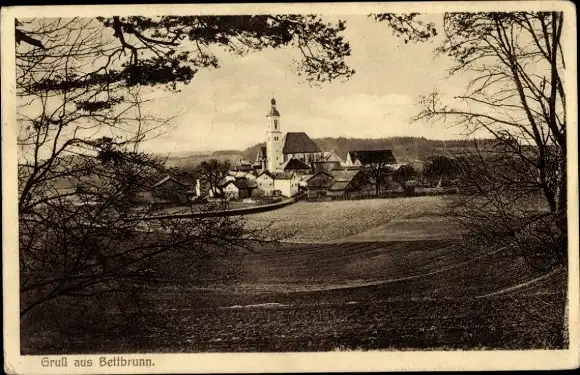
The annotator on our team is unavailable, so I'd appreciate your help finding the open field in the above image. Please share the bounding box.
[246,196,462,242]
[21,196,568,353]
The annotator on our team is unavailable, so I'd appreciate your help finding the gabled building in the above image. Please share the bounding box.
[150,175,190,204]
[282,132,323,164]
[233,159,254,172]
[344,150,397,167]
[222,179,257,200]
[255,170,275,196]
[303,170,334,197]
[321,150,344,164]
[272,171,300,197]
[311,160,341,173]
[327,169,370,197]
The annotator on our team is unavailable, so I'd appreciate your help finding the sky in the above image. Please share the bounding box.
[20,15,482,157]
[130,14,481,155]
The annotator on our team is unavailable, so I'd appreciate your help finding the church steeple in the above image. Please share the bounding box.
[266,97,282,172]
[267,97,280,117]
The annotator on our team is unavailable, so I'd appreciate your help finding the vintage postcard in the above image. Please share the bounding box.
[2,1,579,374]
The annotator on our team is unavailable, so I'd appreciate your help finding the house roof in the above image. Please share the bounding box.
[322,150,344,163]
[273,171,295,180]
[282,132,321,154]
[233,179,257,189]
[300,174,314,182]
[257,170,274,179]
[307,171,334,189]
[234,163,254,172]
[347,150,397,165]
[280,157,311,171]
[229,171,251,179]
[329,169,360,182]
[217,176,235,188]
[311,160,341,173]
[151,175,186,189]
[328,181,351,191]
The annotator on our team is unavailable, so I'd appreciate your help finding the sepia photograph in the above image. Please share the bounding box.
[2,2,578,374]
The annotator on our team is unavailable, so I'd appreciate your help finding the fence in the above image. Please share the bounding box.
[135,194,303,221]
[303,188,457,202]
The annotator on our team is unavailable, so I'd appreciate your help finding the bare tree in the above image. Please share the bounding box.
[16,16,355,317]
[197,159,231,198]
[392,164,417,195]
[376,12,568,270]
[362,160,392,196]
[421,155,459,187]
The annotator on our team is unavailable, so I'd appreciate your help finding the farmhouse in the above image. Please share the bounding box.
[222,179,257,200]
[311,160,341,173]
[344,150,397,167]
[233,159,254,172]
[228,170,256,180]
[303,170,334,197]
[272,171,300,197]
[255,171,275,196]
[150,175,190,204]
[327,169,370,197]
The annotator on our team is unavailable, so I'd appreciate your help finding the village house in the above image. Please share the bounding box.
[228,170,256,180]
[303,170,334,198]
[206,175,235,198]
[344,150,397,168]
[255,171,275,196]
[149,175,190,205]
[233,159,254,172]
[221,179,257,200]
[272,171,300,197]
[321,150,344,164]
[311,160,341,173]
[327,169,371,197]
[298,173,314,188]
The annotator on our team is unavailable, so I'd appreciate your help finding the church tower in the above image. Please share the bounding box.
[266,98,282,172]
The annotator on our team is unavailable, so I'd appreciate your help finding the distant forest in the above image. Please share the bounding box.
[163,137,495,168]
[242,137,495,163]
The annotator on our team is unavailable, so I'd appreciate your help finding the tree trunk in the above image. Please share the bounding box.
[555,149,567,266]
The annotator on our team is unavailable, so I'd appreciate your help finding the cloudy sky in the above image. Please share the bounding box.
[136,14,475,154]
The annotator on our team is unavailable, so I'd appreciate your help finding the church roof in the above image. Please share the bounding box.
[282,132,321,154]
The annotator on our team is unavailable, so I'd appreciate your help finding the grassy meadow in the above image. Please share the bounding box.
[21,197,568,353]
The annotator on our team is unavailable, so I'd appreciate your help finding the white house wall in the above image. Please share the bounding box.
[273,176,299,197]
[256,175,275,195]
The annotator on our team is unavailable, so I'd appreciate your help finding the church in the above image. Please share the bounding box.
[256,98,325,172]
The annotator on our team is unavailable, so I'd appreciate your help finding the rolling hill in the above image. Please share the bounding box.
[159,137,494,169]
